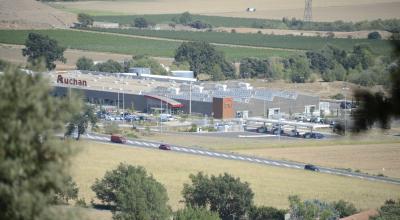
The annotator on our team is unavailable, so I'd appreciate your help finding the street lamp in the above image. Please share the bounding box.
[342,84,349,135]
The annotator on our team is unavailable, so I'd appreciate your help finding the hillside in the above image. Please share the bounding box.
[0,0,76,29]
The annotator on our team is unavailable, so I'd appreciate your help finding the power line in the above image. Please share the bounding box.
[304,0,313,22]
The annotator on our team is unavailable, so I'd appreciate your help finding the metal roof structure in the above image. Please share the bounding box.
[144,94,184,108]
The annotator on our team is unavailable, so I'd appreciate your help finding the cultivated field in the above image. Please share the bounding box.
[71,140,400,214]
[0,0,76,29]
[0,29,295,61]
[50,0,400,21]
[86,28,392,55]
[144,132,400,178]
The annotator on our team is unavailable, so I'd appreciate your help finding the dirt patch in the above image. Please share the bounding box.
[52,0,400,22]
[0,0,76,29]
[0,43,173,70]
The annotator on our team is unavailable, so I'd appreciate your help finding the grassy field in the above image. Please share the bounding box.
[0,29,295,60]
[71,140,400,212]
[85,28,392,54]
[142,132,400,178]
[93,14,283,28]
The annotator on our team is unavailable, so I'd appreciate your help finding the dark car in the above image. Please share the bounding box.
[304,164,319,171]
[303,132,324,139]
[271,128,284,135]
[256,126,268,133]
[110,134,127,144]
[159,144,171,150]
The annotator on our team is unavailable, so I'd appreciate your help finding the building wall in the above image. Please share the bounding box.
[52,87,319,117]
[212,97,234,119]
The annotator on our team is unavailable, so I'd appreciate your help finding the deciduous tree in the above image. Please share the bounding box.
[22,33,66,70]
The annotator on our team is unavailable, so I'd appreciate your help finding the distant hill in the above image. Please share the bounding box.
[0,0,76,29]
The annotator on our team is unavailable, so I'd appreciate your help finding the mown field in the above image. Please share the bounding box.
[144,132,400,178]
[0,29,295,60]
[71,140,400,212]
[85,28,392,54]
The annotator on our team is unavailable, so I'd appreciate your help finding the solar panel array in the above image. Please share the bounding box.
[148,83,298,103]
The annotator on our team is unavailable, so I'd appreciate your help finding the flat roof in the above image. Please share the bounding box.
[144,94,183,108]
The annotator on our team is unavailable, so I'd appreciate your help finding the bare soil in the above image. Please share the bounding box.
[0,0,76,29]
[51,0,400,22]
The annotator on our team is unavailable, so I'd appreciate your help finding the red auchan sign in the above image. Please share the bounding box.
[57,74,87,87]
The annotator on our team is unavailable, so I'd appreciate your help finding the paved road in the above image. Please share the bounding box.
[84,133,400,186]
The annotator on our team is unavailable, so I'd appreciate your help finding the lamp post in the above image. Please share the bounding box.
[342,84,349,135]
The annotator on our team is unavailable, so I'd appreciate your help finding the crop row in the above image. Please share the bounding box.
[85,28,392,55]
[0,29,295,61]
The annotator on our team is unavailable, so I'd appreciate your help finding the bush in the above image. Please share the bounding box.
[76,56,94,70]
[133,17,149,28]
[94,59,124,73]
[190,20,212,29]
[331,93,345,100]
[174,206,221,220]
[78,13,94,27]
[331,200,357,218]
[249,206,286,220]
[368,31,382,40]
[371,199,400,220]
[91,163,171,220]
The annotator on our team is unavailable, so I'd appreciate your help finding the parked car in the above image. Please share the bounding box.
[110,134,126,144]
[159,144,171,150]
[287,129,300,137]
[303,132,324,139]
[256,126,268,133]
[272,128,284,135]
[304,164,319,171]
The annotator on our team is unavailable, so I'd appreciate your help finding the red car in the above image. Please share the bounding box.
[159,144,171,150]
[110,134,127,144]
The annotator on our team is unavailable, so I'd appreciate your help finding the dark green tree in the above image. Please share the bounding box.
[368,31,382,40]
[91,163,171,220]
[0,65,80,220]
[283,55,312,83]
[331,200,357,218]
[351,41,400,132]
[77,13,94,27]
[189,20,211,29]
[65,104,97,140]
[175,41,234,79]
[182,172,254,220]
[371,199,400,220]
[249,206,286,220]
[94,59,124,73]
[132,56,168,75]
[22,33,66,70]
[239,57,269,78]
[174,206,221,220]
[134,17,149,28]
[76,56,94,70]
[174,12,193,25]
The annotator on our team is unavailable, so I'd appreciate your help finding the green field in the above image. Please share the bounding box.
[71,140,400,212]
[93,14,284,28]
[85,28,392,54]
[0,29,295,60]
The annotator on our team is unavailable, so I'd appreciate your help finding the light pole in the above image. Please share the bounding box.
[189,82,192,117]
[342,84,349,135]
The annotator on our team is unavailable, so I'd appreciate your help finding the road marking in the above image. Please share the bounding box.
[143,142,150,146]
[230,155,237,159]
[254,159,262,163]
[214,153,221,157]
[101,137,109,141]
[263,161,271,164]
[237,156,245,160]
[283,164,291,167]
[181,148,189,152]
[206,152,213,156]
[293,165,301,169]
[221,154,229,158]
[197,150,205,154]
[189,149,197,153]
[272,162,280,166]
[135,141,142,145]
[173,147,182,151]
[127,140,133,144]
[246,158,254,162]
[150,143,157,147]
